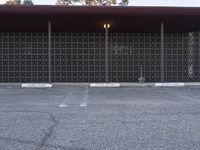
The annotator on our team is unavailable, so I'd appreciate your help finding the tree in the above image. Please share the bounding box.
[5,0,21,5]
[56,0,128,6]
[5,0,34,5]
[5,0,14,5]
[118,0,128,6]
[56,0,83,5]
[15,0,21,4]
[22,0,33,5]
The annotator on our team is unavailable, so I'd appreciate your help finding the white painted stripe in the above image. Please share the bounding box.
[59,104,67,107]
[80,87,88,107]
[80,102,87,107]
[59,91,73,108]
[21,84,52,88]
[155,83,185,87]
[90,83,120,87]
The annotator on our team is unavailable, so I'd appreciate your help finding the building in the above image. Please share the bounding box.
[0,5,200,83]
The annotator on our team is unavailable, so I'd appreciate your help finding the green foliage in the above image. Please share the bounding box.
[56,0,82,5]
[56,0,129,5]
[22,0,33,5]
[5,0,33,5]
[5,0,21,5]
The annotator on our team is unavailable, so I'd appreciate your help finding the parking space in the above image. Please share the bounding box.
[1,86,200,149]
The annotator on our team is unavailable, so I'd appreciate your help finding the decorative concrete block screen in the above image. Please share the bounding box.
[0,32,199,83]
[164,32,200,82]
[108,33,161,82]
[0,32,49,83]
[51,32,106,82]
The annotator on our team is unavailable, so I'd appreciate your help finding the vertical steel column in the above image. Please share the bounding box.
[161,22,164,82]
[105,28,108,83]
[198,29,200,81]
[48,21,52,83]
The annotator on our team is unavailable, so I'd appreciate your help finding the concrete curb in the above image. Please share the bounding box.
[0,82,200,88]
[90,83,120,87]
[155,83,185,87]
[21,84,52,88]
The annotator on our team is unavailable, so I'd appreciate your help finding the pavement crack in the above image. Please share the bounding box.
[0,136,86,150]
[0,110,58,150]
[34,113,58,150]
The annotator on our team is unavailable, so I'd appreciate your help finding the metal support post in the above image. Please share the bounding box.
[198,29,200,81]
[161,22,164,83]
[105,27,108,83]
[48,21,52,83]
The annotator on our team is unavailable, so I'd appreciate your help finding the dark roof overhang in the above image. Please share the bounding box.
[0,5,200,33]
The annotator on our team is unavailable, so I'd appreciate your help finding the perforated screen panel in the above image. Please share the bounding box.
[0,32,200,83]
[51,33,106,82]
[108,33,161,82]
[0,32,49,83]
[164,32,200,82]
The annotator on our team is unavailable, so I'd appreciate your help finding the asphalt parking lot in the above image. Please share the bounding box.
[1,86,200,150]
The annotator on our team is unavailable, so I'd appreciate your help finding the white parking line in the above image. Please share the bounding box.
[80,87,88,107]
[59,91,73,107]
[170,89,200,101]
[59,104,67,107]
[80,102,87,107]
